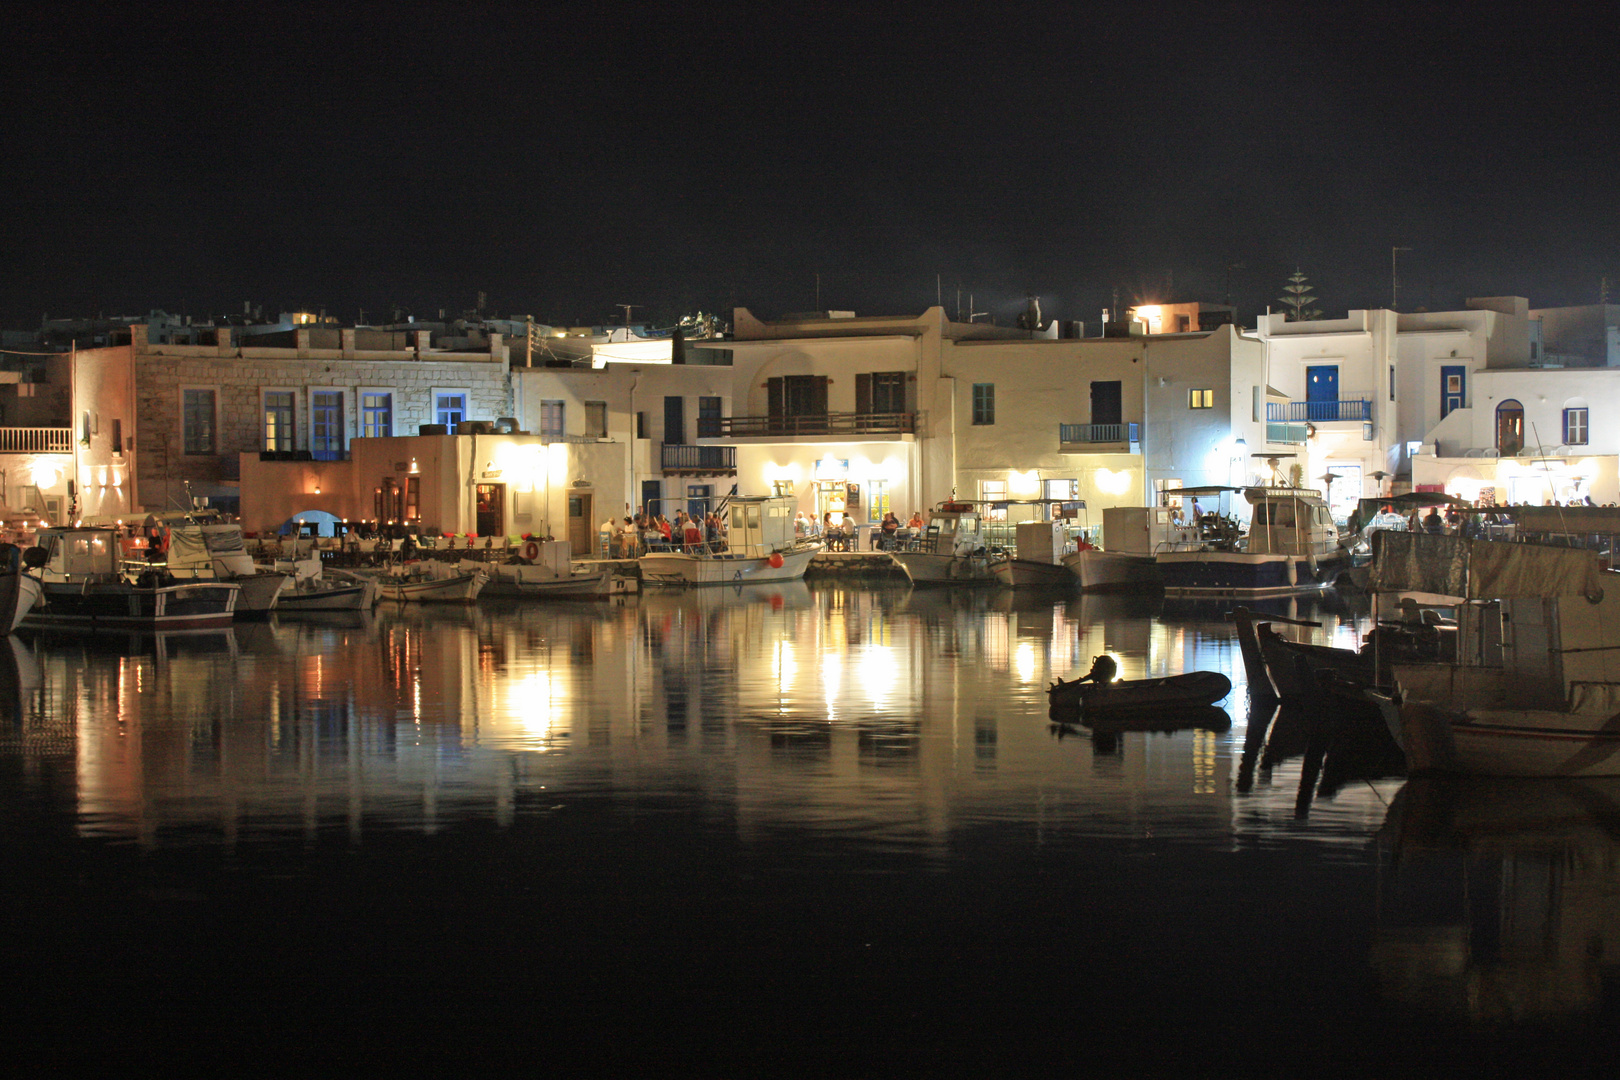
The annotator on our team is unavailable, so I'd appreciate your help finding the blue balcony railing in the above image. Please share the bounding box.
[1267,399,1371,422]
[1059,422,1140,445]
[660,444,736,473]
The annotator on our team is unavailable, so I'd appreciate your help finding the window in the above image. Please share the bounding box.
[664,396,685,443]
[406,477,420,520]
[857,372,907,415]
[312,391,344,460]
[766,376,829,430]
[697,396,722,437]
[436,392,467,428]
[361,393,392,438]
[264,391,295,451]
[111,418,123,456]
[980,479,1007,520]
[183,389,216,454]
[1565,407,1589,445]
[1389,365,1396,402]
[540,400,565,441]
[867,480,890,522]
[1189,389,1214,409]
[81,410,92,445]
[585,400,608,439]
[1496,399,1524,456]
[972,383,995,425]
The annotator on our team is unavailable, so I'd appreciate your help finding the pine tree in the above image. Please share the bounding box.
[1278,270,1323,322]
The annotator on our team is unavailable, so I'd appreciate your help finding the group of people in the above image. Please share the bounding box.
[602,510,728,557]
[792,509,927,551]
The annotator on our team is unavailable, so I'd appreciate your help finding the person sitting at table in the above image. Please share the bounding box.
[880,512,900,549]
[682,514,705,551]
[908,510,924,530]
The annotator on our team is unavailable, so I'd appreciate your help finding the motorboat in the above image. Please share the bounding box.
[1374,531,1620,776]
[889,502,994,585]
[1156,486,1348,597]
[22,527,239,631]
[1047,669,1232,712]
[640,494,819,587]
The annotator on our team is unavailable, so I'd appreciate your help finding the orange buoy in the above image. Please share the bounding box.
[768,552,785,569]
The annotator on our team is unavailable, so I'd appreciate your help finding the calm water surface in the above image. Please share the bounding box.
[2,585,1613,1076]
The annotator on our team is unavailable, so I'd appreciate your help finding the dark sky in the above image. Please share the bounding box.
[3,2,1615,330]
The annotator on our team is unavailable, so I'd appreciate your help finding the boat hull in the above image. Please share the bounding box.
[0,572,42,633]
[890,551,994,585]
[1391,696,1620,777]
[25,580,240,631]
[1156,550,1347,597]
[481,566,615,598]
[376,571,486,604]
[276,583,373,612]
[639,546,816,587]
[1048,670,1232,712]
[1061,549,1162,592]
[990,558,1074,589]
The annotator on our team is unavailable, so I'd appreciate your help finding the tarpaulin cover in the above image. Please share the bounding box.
[1371,531,1605,599]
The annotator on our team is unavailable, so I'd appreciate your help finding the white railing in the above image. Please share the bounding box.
[0,428,73,453]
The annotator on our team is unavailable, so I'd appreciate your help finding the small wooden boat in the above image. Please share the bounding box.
[372,564,487,604]
[1047,669,1231,712]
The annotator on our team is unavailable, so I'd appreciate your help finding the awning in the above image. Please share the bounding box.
[1371,531,1606,600]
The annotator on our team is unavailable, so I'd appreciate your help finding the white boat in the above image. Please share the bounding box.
[474,540,619,598]
[0,549,42,632]
[276,568,380,612]
[990,519,1079,589]
[890,502,994,585]
[159,519,291,618]
[1156,486,1348,597]
[22,527,239,631]
[1374,531,1620,776]
[1062,505,1198,592]
[372,562,487,604]
[639,494,820,587]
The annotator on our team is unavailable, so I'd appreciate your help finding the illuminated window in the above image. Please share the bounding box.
[264,391,295,451]
[867,480,890,522]
[183,389,216,454]
[1189,389,1214,409]
[362,393,392,438]
[972,383,995,425]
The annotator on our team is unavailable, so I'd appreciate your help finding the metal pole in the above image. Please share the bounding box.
[1391,247,1412,310]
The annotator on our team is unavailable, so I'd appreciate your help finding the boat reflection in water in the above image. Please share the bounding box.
[1376,776,1620,1024]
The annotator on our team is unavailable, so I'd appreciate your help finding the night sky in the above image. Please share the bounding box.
[3,2,1614,330]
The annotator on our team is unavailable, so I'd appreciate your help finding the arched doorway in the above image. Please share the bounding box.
[1495,399,1524,457]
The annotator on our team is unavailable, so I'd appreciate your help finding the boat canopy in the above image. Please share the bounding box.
[1370,531,1606,600]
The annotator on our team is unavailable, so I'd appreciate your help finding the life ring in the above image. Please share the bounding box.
[520,540,541,563]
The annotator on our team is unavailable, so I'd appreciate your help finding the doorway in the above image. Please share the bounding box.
[476,483,505,538]
[1305,365,1339,420]
[568,492,594,556]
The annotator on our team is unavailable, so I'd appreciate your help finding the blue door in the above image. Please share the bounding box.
[1305,366,1338,420]
[1440,365,1465,419]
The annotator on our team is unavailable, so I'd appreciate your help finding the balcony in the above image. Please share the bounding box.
[1266,422,1309,446]
[661,444,736,475]
[0,427,73,454]
[1059,422,1140,450]
[1267,399,1371,423]
[717,412,916,438]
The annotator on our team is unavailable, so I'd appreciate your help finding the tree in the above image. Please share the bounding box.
[1278,270,1323,322]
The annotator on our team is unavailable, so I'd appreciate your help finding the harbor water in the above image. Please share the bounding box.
[1,585,1614,1075]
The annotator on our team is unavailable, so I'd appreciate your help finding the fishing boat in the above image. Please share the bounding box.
[1374,530,1620,776]
[159,519,291,617]
[275,567,380,612]
[1156,485,1347,597]
[890,502,994,585]
[22,527,239,631]
[1047,669,1231,712]
[0,544,42,632]
[990,519,1079,588]
[1061,504,1207,592]
[372,562,487,604]
[476,540,619,598]
[640,494,819,587]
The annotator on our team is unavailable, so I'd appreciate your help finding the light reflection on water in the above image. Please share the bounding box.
[0,585,1397,852]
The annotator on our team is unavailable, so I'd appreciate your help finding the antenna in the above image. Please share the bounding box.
[616,304,637,335]
[1391,247,1413,310]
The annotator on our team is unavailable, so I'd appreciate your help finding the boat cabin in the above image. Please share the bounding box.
[34,528,122,582]
[726,494,797,558]
[1243,488,1340,557]
[920,502,987,558]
